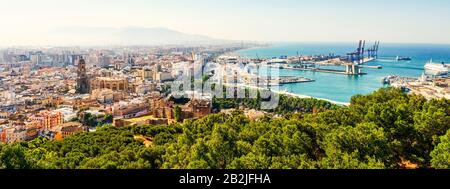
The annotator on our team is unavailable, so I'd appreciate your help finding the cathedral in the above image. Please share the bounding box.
[76,57,89,94]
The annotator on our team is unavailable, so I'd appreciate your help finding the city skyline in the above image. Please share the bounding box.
[1,0,450,46]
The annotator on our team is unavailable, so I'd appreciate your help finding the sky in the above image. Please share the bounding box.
[1,0,450,46]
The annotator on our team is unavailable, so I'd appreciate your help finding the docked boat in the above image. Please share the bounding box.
[424,59,449,75]
[381,75,400,85]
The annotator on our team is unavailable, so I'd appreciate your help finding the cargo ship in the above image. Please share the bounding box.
[396,56,412,61]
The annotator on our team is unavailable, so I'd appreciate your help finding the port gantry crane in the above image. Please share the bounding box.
[345,40,381,75]
[366,41,380,59]
[347,40,380,64]
[347,40,365,64]
[374,41,380,58]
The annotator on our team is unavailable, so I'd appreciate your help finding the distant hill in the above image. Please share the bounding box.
[49,26,233,46]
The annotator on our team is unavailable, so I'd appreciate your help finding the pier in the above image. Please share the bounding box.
[250,76,315,86]
[360,65,382,69]
[278,76,315,84]
[266,64,367,75]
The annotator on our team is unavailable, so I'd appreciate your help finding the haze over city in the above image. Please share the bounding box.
[1,0,450,46]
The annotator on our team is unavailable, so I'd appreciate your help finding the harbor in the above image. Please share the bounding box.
[237,42,450,103]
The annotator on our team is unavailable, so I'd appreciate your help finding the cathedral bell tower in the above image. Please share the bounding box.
[77,57,89,94]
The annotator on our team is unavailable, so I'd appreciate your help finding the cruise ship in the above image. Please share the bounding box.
[424,59,449,75]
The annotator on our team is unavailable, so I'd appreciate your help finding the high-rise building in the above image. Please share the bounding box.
[30,54,43,65]
[98,54,111,68]
[77,57,89,94]
[70,55,80,65]
[0,50,3,63]
[127,54,135,66]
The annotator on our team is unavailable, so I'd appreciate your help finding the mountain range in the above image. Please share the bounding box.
[49,27,234,46]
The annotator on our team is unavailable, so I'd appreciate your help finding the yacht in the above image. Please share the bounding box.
[424,59,449,75]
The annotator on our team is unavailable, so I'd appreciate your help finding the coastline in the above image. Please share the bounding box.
[272,88,351,106]
[226,83,351,106]
[233,44,273,57]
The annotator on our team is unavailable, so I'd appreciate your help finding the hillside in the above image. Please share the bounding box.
[0,88,449,169]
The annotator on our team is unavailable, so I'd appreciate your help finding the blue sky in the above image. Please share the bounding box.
[1,0,450,45]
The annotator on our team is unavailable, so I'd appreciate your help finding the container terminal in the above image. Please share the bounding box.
[257,40,381,76]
